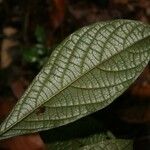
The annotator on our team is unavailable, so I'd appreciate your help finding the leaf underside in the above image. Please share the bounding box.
[0,20,150,140]
[47,134,133,150]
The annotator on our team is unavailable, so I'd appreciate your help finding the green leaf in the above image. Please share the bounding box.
[79,140,133,150]
[23,47,39,63]
[47,134,133,150]
[0,20,150,139]
[35,25,46,43]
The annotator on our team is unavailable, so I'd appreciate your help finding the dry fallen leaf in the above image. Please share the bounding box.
[117,103,150,124]
[50,0,65,29]
[10,78,29,99]
[1,26,18,69]
[3,27,18,37]
[130,65,150,98]
[0,97,15,121]
[0,134,46,150]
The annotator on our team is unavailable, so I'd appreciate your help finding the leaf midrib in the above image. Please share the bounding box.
[1,25,150,138]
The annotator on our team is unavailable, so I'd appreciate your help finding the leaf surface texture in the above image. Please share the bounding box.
[47,134,133,150]
[0,20,150,139]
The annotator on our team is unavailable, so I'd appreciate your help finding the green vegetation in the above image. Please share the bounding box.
[0,20,150,149]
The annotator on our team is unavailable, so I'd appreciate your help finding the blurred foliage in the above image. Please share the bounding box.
[22,25,49,68]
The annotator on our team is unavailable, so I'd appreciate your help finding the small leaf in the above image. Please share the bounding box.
[23,47,39,63]
[47,134,133,150]
[50,0,65,29]
[0,133,45,150]
[35,25,46,43]
[0,20,150,139]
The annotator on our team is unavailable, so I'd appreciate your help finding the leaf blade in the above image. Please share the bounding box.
[0,20,150,139]
[47,134,133,150]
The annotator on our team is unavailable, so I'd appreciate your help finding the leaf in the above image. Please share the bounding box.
[131,65,150,98]
[0,20,150,139]
[35,25,46,43]
[79,139,133,150]
[0,133,45,150]
[46,134,133,150]
[50,0,65,29]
